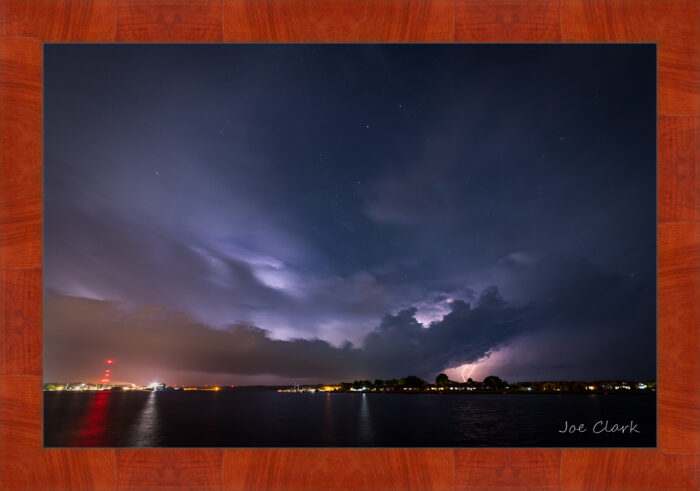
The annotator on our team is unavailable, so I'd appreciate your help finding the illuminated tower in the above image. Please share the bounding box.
[101,359,113,385]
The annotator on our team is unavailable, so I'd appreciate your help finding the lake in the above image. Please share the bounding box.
[44,391,655,447]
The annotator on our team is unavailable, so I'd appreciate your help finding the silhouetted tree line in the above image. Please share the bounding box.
[327,373,655,394]
[333,374,508,391]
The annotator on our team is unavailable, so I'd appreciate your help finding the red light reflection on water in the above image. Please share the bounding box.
[72,392,110,446]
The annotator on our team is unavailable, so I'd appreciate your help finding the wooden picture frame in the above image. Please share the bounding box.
[1,1,697,489]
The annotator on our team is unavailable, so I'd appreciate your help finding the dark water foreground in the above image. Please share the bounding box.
[44,391,655,447]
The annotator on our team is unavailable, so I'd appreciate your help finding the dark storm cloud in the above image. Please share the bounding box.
[44,44,656,383]
[44,294,358,382]
[44,286,526,384]
[362,287,527,379]
[489,253,656,380]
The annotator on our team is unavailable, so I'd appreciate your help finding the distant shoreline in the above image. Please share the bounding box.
[43,380,657,395]
[43,388,657,395]
[274,390,656,396]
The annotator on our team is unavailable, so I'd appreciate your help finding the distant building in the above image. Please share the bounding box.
[149,382,166,391]
[320,385,341,392]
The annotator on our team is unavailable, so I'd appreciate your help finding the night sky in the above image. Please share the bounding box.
[44,44,656,386]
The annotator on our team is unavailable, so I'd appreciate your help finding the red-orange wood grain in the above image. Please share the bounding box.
[223,0,454,42]
[117,0,223,42]
[0,269,42,375]
[454,0,561,42]
[0,0,116,41]
[658,222,700,454]
[0,37,42,271]
[560,450,700,490]
[0,0,698,490]
[659,117,700,222]
[117,449,223,490]
[223,449,454,490]
[454,449,560,490]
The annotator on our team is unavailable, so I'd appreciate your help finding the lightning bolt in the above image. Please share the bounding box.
[460,364,477,382]
[459,354,491,382]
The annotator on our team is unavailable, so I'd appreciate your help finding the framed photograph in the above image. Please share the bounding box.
[42,41,658,450]
[1,1,698,490]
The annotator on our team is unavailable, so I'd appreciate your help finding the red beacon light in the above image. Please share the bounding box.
[101,360,114,384]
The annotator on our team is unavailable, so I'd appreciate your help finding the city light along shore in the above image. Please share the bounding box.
[44,374,656,395]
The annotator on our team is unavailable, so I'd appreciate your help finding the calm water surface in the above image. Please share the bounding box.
[44,391,655,447]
